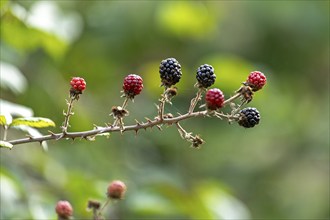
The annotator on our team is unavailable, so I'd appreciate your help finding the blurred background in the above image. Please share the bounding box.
[0,0,329,219]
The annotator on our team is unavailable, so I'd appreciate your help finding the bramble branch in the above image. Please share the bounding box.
[8,109,207,146]
[6,88,250,147]
[2,58,267,149]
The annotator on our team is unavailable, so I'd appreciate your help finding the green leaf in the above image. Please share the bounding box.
[195,181,251,219]
[0,61,28,95]
[0,141,13,149]
[0,99,33,121]
[0,10,68,60]
[0,115,7,126]
[10,117,55,128]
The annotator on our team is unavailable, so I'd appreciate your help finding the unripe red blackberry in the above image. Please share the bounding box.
[205,88,225,110]
[246,71,266,91]
[55,200,73,219]
[107,180,127,200]
[196,64,216,88]
[70,77,86,93]
[123,74,143,99]
[238,107,260,128]
[159,58,182,88]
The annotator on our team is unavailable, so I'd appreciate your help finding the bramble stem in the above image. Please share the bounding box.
[223,92,241,106]
[8,110,208,146]
[214,111,240,121]
[188,89,203,114]
[5,86,249,148]
[2,126,8,141]
[158,92,166,120]
[92,208,98,220]
[62,97,75,133]
[98,199,110,217]
[176,122,189,140]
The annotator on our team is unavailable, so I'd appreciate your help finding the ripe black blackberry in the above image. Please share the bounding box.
[238,107,260,128]
[159,58,182,88]
[196,64,216,88]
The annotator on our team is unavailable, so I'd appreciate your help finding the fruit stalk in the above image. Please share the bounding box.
[62,97,75,134]
[158,92,166,120]
[223,92,241,106]
[2,125,8,141]
[188,89,203,114]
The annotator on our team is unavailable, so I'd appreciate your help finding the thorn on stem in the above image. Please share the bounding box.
[48,130,56,136]
[144,117,152,123]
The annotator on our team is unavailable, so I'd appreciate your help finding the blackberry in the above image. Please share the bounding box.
[196,64,216,88]
[70,77,86,99]
[107,180,127,200]
[70,77,86,92]
[246,71,266,91]
[238,107,260,128]
[122,74,143,99]
[159,58,182,87]
[205,88,225,110]
[55,201,73,219]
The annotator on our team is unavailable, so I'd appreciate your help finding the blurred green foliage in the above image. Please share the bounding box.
[0,0,329,219]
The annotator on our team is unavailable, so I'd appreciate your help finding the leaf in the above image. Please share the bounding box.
[0,99,33,121]
[195,181,251,219]
[0,141,13,150]
[10,117,55,128]
[0,61,28,95]
[0,10,68,60]
[0,115,6,126]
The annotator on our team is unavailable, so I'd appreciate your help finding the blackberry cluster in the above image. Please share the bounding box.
[238,107,260,128]
[196,64,216,88]
[159,58,182,88]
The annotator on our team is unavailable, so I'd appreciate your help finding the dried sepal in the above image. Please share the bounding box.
[164,87,178,104]
[87,200,101,210]
[190,135,205,149]
[111,106,129,118]
[236,84,254,103]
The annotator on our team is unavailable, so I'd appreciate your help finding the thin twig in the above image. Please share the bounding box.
[98,199,110,217]
[62,97,75,133]
[3,126,8,141]
[175,122,187,139]
[158,93,166,121]
[223,92,241,106]
[188,89,203,114]
[8,110,208,146]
